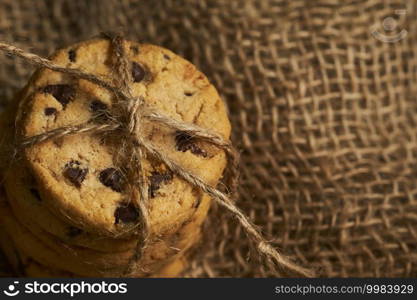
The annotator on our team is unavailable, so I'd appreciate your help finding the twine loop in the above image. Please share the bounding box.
[0,34,314,277]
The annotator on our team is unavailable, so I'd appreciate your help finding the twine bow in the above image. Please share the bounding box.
[0,34,313,277]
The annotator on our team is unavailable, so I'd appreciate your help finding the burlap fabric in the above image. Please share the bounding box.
[0,0,416,277]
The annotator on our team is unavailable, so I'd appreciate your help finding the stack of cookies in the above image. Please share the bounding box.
[0,39,231,277]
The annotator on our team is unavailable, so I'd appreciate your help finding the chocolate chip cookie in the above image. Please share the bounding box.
[4,161,137,253]
[0,224,189,278]
[0,102,138,253]
[0,185,210,277]
[0,227,76,277]
[18,39,231,238]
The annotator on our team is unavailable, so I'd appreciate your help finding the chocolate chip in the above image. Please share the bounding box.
[63,160,88,187]
[89,99,109,121]
[184,92,194,97]
[132,62,146,82]
[114,202,139,224]
[163,54,171,60]
[89,99,110,122]
[29,188,42,202]
[149,172,173,198]
[68,49,76,62]
[130,46,139,55]
[44,107,57,116]
[43,84,75,107]
[99,168,125,192]
[67,226,83,237]
[90,100,107,112]
[175,131,207,157]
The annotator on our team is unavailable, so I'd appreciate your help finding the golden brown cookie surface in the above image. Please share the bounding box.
[4,161,137,253]
[18,39,230,236]
[0,186,209,277]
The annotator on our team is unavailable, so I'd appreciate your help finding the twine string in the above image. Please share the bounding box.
[0,39,314,277]
[105,34,151,276]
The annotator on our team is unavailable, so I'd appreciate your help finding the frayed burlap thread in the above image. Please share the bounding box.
[0,37,314,277]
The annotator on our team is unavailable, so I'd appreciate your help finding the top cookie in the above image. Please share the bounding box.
[17,39,231,236]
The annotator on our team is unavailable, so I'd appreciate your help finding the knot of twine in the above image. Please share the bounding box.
[0,34,313,277]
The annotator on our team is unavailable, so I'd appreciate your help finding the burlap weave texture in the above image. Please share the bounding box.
[0,0,416,277]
